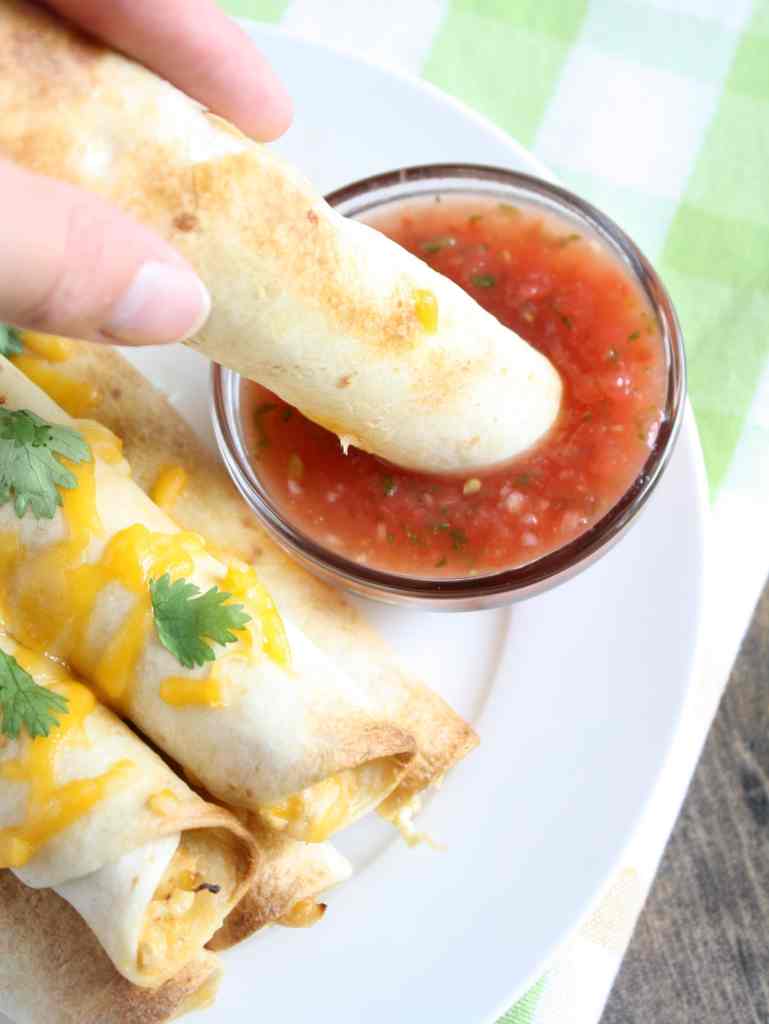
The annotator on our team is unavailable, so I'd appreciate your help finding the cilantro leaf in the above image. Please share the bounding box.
[150,574,252,669]
[471,274,496,288]
[0,325,23,357]
[0,409,91,520]
[0,650,68,739]
[421,236,456,254]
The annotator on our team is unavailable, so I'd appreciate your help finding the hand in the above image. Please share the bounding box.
[0,0,292,346]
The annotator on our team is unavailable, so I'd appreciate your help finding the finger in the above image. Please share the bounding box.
[0,160,210,346]
[44,0,292,141]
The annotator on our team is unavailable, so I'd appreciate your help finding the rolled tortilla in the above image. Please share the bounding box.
[209,818,352,950]
[0,636,256,988]
[0,870,222,1024]
[0,357,415,841]
[0,0,561,474]
[38,341,479,830]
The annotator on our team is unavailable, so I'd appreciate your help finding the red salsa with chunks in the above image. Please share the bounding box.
[243,198,666,578]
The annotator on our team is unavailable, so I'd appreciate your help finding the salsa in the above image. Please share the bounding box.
[243,197,666,578]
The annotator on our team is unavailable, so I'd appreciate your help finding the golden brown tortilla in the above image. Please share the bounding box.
[0,870,221,1024]
[0,0,560,474]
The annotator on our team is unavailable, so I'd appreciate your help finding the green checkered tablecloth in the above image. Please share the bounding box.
[219,2,769,1021]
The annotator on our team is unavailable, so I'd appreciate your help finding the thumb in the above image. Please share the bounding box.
[0,160,210,345]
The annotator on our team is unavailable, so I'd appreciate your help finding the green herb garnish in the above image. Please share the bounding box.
[0,650,68,739]
[0,325,23,357]
[559,313,573,330]
[497,203,519,216]
[471,274,496,289]
[434,556,447,569]
[150,575,252,669]
[421,236,456,254]
[468,213,484,225]
[382,475,396,496]
[449,527,467,551]
[556,233,581,248]
[0,409,91,520]
[253,402,277,451]
[628,331,640,341]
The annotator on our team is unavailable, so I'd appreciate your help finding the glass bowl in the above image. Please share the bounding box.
[211,164,686,610]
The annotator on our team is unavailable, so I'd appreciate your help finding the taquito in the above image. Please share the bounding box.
[23,338,479,831]
[0,0,561,474]
[0,357,414,841]
[209,819,352,950]
[0,870,222,1023]
[0,636,256,987]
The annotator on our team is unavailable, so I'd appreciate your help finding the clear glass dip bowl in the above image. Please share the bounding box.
[211,164,686,610]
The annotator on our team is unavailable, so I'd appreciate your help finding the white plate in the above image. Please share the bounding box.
[9,25,707,1024]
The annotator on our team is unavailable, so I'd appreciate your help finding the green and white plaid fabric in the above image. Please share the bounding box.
[220,2,769,1020]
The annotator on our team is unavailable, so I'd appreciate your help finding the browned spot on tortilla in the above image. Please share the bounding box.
[173,212,199,233]
[336,375,351,389]
[307,210,318,225]
[110,387,122,399]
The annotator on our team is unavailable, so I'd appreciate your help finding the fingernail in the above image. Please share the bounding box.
[104,261,211,344]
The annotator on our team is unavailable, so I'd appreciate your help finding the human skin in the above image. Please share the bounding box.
[0,0,291,346]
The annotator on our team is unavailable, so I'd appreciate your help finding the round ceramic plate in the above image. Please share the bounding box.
[14,25,707,1024]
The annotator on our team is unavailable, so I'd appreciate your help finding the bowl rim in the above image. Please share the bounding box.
[210,162,687,609]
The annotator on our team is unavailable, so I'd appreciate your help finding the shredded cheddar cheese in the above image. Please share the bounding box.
[151,465,188,513]
[159,675,225,708]
[278,898,326,928]
[67,526,205,706]
[260,770,354,843]
[77,420,125,466]
[221,562,290,669]
[18,331,74,363]
[9,355,99,416]
[11,458,101,652]
[0,442,289,715]
[0,680,133,868]
[148,788,180,817]
[413,288,439,334]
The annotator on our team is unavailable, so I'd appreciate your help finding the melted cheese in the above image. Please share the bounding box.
[138,834,231,981]
[260,771,354,843]
[278,898,326,928]
[9,355,99,416]
[0,680,133,868]
[147,788,180,817]
[77,420,125,467]
[260,757,402,842]
[0,439,288,714]
[221,563,290,668]
[68,526,205,707]
[413,288,439,333]
[150,465,188,513]
[18,331,74,362]
[11,458,101,652]
[159,676,225,708]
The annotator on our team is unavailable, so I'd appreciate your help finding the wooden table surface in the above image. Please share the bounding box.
[602,582,769,1023]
